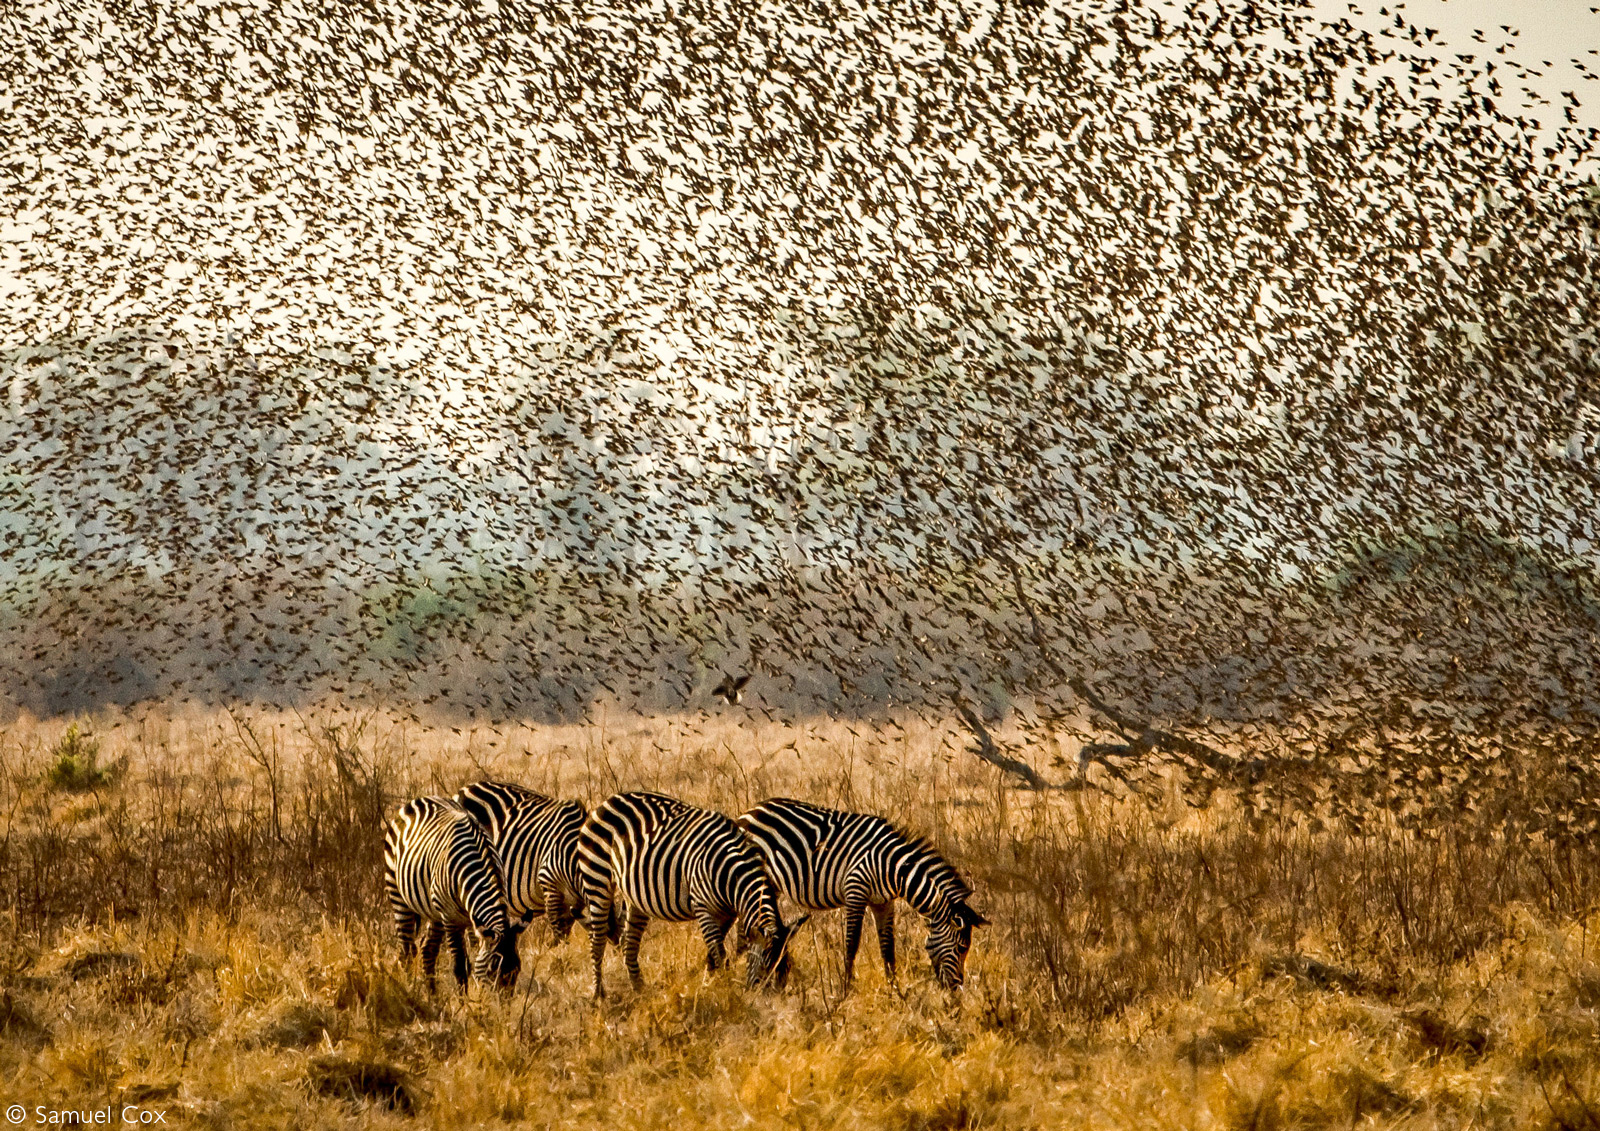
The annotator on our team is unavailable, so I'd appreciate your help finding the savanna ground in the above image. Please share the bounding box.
[1,707,1598,1129]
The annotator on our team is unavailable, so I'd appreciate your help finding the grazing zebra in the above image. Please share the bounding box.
[454,779,587,940]
[576,791,809,999]
[383,796,526,992]
[453,779,543,840]
[737,798,989,992]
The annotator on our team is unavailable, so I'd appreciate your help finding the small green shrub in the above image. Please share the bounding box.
[46,724,116,792]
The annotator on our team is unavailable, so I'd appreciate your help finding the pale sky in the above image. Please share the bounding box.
[1311,0,1600,168]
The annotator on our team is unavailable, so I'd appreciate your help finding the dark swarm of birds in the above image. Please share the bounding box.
[2,1,1600,814]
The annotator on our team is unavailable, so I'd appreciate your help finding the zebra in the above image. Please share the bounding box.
[454,779,587,940]
[736,798,989,993]
[383,796,526,992]
[576,790,809,999]
[452,778,543,841]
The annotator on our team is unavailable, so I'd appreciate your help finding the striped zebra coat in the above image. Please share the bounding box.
[454,780,587,940]
[737,798,988,992]
[383,796,526,991]
[576,791,808,998]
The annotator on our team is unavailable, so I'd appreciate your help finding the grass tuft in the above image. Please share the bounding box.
[1177,1018,1262,1066]
[307,1053,416,1113]
[1259,953,1373,995]
[62,949,138,980]
[0,991,49,1049]
[253,999,340,1049]
[1405,1007,1492,1062]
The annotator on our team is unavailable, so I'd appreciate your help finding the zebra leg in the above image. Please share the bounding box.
[698,910,733,973]
[445,926,470,991]
[842,896,869,991]
[419,921,446,990]
[544,881,573,942]
[393,907,421,965]
[871,902,897,984]
[622,908,650,991]
[586,892,613,1000]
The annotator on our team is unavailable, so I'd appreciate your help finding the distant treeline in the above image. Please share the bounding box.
[3,523,1595,736]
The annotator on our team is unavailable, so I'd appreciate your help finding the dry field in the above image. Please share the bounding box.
[0,707,1598,1129]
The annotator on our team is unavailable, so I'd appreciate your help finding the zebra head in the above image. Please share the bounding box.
[924,901,990,991]
[471,917,529,991]
[743,913,811,990]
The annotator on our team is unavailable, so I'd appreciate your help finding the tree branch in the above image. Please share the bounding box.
[1067,677,1235,775]
[953,701,1049,790]
[1004,560,1235,776]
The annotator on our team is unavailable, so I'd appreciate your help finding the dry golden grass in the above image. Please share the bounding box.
[1,706,1599,1129]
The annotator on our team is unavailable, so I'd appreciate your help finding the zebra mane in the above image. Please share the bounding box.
[889,825,973,904]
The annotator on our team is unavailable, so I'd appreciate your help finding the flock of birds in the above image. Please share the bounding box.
[384,778,986,999]
[2,0,1598,742]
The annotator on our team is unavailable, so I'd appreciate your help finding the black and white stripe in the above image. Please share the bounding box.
[737,798,989,992]
[383,796,525,991]
[454,780,587,940]
[453,779,543,841]
[577,791,808,998]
